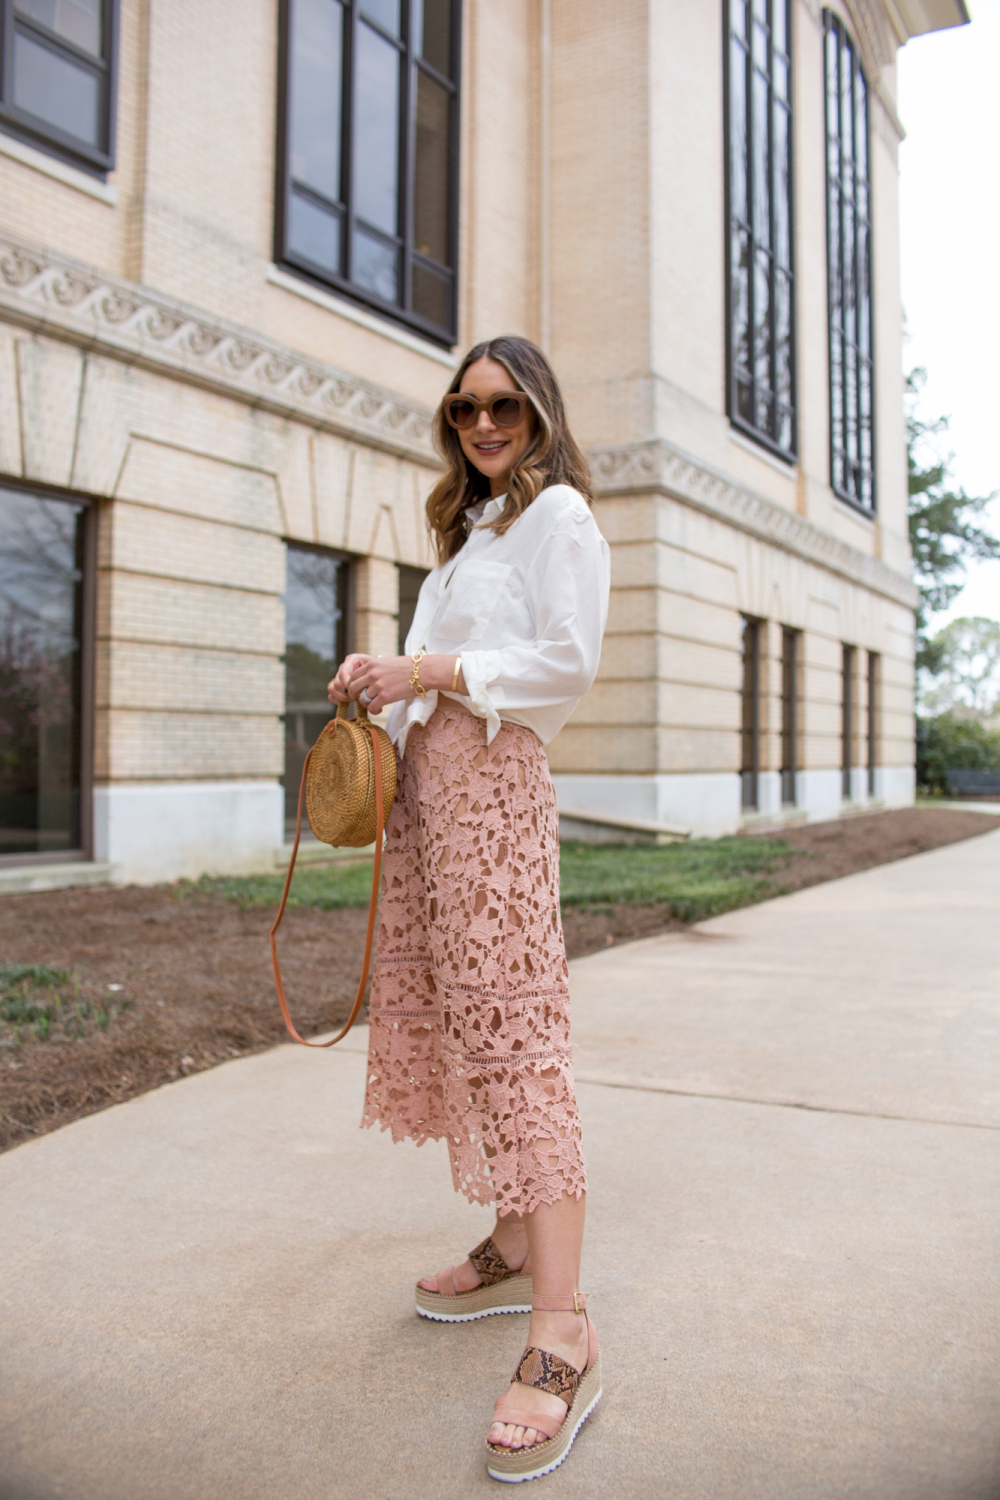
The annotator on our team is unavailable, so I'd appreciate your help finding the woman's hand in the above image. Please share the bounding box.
[327,654,372,704]
[327,653,466,714]
[343,655,417,715]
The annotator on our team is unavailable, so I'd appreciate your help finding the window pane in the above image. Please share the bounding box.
[0,487,85,857]
[361,0,399,36]
[13,29,100,145]
[740,616,760,811]
[353,227,398,301]
[412,0,451,77]
[412,261,449,328]
[289,0,343,203]
[398,564,429,653]
[289,191,342,274]
[283,547,346,835]
[14,0,100,56]
[825,15,874,510]
[751,67,770,249]
[414,70,450,266]
[729,36,748,223]
[727,0,794,456]
[732,226,751,375]
[753,245,771,392]
[774,99,790,264]
[353,20,400,237]
[773,50,788,103]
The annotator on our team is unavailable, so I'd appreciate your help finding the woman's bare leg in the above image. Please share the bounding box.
[488,1191,589,1450]
[418,1210,529,1293]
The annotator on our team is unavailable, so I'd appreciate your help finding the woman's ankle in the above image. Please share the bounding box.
[527,1307,589,1352]
[491,1217,528,1266]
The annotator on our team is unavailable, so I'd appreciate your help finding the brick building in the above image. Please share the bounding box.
[0,0,966,885]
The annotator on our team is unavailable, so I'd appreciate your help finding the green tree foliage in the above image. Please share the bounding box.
[920,615,1000,719]
[916,710,1000,794]
[907,369,1000,674]
[284,641,334,704]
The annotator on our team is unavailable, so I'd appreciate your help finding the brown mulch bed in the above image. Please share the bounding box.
[1,805,996,1154]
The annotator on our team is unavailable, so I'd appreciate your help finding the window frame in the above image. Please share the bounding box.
[780,625,800,806]
[0,0,118,175]
[275,0,462,348]
[841,642,856,800]
[724,0,797,463]
[281,539,354,839]
[866,649,879,796]
[0,478,96,868]
[823,10,876,515]
[740,614,762,812]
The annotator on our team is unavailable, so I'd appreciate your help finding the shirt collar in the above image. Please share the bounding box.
[464,493,506,533]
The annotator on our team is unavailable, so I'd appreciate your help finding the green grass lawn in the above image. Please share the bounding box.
[185,837,798,926]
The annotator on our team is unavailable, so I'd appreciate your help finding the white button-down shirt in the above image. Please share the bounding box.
[386,483,610,756]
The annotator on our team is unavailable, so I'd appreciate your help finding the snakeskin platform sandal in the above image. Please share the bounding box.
[486,1293,602,1483]
[415,1236,533,1322]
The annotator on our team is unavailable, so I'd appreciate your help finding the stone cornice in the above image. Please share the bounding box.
[0,234,437,465]
[590,438,919,610]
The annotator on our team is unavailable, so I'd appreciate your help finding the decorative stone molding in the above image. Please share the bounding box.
[0,235,436,465]
[590,438,919,610]
[847,0,894,69]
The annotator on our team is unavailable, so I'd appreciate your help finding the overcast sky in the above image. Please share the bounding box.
[897,0,1000,626]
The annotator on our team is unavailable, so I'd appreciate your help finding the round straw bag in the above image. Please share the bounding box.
[269,701,397,1048]
[305,701,397,847]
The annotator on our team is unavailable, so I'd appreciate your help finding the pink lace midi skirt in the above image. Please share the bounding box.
[361,700,587,1215]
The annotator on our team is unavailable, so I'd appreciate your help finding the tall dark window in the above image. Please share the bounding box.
[0,484,91,861]
[824,12,874,512]
[866,650,879,795]
[397,563,428,653]
[740,616,761,811]
[841,643,855,799]
[0,0,117,172]
[283,544,350,836]
[725,0,795,459]
[277,0,460,344]
[780,626,799,806]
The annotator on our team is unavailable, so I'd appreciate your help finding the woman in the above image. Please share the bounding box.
[328,336,609,1482]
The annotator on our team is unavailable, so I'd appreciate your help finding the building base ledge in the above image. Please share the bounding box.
[558,809,690,844]
[0,860,116,895]
[273,839,375,868]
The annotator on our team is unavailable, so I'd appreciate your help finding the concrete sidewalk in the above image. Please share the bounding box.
[1,832,999,1500]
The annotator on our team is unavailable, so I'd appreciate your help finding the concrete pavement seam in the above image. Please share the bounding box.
[574,1072,1000,1131]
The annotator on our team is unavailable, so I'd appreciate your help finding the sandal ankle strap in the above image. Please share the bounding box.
[531,1292,588,1312]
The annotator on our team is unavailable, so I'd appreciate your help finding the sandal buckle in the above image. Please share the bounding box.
[573,1291,580,1314]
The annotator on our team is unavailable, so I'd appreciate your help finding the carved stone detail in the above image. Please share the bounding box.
[846,0,893,70]
[591,439,918,608]
[0,234,435,463]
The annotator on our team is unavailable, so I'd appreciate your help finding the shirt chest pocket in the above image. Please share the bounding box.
[433,560,514,643]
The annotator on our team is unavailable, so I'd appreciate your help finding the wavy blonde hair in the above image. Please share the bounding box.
[426,336,593,564]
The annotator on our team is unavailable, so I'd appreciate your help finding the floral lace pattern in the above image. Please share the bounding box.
[362,701,587,1214]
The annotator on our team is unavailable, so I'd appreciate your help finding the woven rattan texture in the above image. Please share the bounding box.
[306,706,397,848]
[362,701,587,1213]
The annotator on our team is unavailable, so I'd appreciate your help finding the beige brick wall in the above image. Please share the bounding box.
[553,488,914,786]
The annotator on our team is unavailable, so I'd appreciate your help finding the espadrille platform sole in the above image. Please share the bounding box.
[416,1236,532,1322]
[486,1357,602,1483]
[415,1273,533,1322]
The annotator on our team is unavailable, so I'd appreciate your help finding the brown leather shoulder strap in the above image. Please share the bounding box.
[269,720,386,1047]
